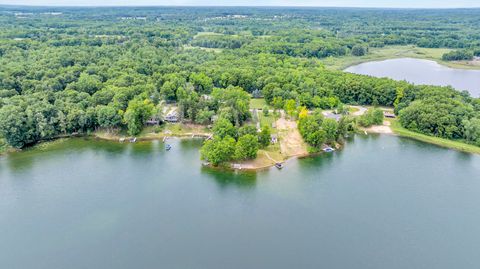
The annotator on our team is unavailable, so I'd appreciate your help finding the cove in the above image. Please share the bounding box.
[345,58,480,97]
[1,136,480,269]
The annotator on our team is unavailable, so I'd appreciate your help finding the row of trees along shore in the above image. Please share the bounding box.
[0,7,479,157]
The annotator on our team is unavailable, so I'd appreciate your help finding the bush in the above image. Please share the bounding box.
[358,108,384,127]
[442,50,474,61]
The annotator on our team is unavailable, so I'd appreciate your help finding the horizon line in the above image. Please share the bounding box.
[1,4,480,9]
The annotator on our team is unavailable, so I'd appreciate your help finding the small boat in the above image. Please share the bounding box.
[165,144,172,151]
[275,163,284,169]
[129,137,137,143]
[323,147,335,153]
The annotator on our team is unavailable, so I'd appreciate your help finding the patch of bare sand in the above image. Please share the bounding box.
[364,121,393,134]
[276,117,309,157]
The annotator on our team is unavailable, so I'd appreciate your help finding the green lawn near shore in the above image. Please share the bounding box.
[322,45,480,71]
[389,119,480,154]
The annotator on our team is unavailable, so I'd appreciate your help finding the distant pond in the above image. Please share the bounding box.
[345,58,480,97]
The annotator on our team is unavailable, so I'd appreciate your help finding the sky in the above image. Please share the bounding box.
[1,0,480,8]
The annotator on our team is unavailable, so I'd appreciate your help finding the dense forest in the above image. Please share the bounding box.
[0,6,479,157]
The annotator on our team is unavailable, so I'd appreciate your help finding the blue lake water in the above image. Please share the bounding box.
[1,136,480,269]
[345,58,480,97]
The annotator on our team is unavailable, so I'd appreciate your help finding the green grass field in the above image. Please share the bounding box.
[258,113,276,127]
[389,119,480,154]
[249,98,268,109]
[322,45,480,71]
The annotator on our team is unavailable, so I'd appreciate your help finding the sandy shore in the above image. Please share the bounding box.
[362,121,394,134]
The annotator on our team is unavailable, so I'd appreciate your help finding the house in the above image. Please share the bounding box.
[164,111,179,123]
[146,118,160,125]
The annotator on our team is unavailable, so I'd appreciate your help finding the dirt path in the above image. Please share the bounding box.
[350,106,367,116]
[275,114,309,157]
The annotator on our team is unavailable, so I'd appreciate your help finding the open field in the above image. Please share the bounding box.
[183,45,223,53]
[258,112,277,127]
[249,98,268,109]
[389,119,480,154]
[323,45,480,71]
[193,31,224,38]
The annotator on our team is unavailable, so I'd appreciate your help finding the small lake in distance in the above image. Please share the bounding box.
[345,58,480,97]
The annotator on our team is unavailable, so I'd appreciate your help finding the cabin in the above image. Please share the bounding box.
[146,118,160,125]
[164,111,179,123]
[383,112,396,118]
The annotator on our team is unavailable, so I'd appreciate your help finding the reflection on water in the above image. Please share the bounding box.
[202,167,258,190]
[1,135,480,269]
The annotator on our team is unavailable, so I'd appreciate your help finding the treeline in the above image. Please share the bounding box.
[0,6,479,151]
[191,34,251,49]
[442,50,475,61]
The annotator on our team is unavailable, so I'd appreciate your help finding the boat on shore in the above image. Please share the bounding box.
[323,147,335,153]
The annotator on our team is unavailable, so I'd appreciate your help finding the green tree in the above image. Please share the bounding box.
[73,73,103,95]
[123,99,155,136]
[238,125,258,137]
[200,136,236,166]
[352,45,368,56]
[284,99,297,118]
[358,108,384,127]
[96,105,122,130]
[321,118,339,143]
[0,104,36,148]
[258,125,272,148]
[234,134,259,160]
[212,117,237,139]
[463,118,480,146]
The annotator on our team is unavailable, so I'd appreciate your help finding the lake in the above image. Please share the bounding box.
[1,136,480,268]
[345,58,480,97]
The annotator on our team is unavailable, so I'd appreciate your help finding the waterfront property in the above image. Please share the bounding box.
[164,111,179,123]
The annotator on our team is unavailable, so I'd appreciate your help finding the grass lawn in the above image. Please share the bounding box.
[322,45,480,71]
[142,123,210,137]
[389,119,480,154]
[183,45,223,53]
[250,98,268,109]
[258,112,276,127]
[348,106,360,114]
[193,31,224,38]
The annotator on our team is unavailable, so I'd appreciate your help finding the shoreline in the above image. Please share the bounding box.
[363,119,480,155]
[339,55,480,71]
[324,45,480,71]
[3,118,479,166]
